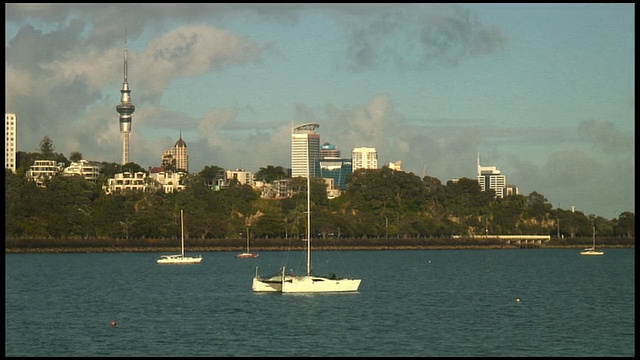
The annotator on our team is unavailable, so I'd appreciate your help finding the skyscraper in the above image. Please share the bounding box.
[320,141,340,159]
[5,113,17,173]
[291,123,320,178]
[161,131,189,173]
[318,141,351,190]
[115,41,136,165]
[476,153,506,198]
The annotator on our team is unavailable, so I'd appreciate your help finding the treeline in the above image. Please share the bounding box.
[4,164,635,243]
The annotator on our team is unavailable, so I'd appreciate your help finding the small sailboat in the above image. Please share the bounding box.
[580,226,604,256]
[252,172,361,293]
[235,227,258,258]
[157,209,203,264]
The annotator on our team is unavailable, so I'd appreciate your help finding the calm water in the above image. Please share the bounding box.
[5,249,635,357]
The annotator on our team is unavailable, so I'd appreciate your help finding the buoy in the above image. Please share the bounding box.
[109,321,117,327]
[515,298,521,302]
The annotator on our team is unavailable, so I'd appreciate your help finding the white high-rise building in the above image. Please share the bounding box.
[476,153,506,198]
[291,123,320,178]
[352,147,378,171]
[5,113,17,173]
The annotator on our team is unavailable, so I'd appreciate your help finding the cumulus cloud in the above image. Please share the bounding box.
[577,119,634,154]
[339,4,507,71]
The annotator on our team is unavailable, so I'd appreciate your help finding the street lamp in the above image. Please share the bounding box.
[385,216,388,238]
[484,216,488,238]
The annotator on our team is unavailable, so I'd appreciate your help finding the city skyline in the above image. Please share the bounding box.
[5,4,634,218]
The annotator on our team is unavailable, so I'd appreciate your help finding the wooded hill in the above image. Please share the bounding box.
[5,164,634,244]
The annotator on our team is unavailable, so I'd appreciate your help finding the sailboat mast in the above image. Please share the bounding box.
[181,209,185,257]
[306,173,311,276]
[247,227,250,252]
[592,226,596,248]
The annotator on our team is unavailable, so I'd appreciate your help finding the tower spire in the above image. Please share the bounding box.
[124,29,128,83]
[116,30,136,165]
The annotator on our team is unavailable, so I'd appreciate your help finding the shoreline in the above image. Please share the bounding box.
[5,244,634,254]
[5,236,634,254]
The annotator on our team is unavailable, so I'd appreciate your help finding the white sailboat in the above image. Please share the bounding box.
[580,226,604,256]
[235,227,258,258]
[157,209,203,264]
[252,173,361,293]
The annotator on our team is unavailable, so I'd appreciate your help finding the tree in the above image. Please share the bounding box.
[70,151,83,162]
[122,162,145,174]
[616,212,635,238]
[255,165,288,183]
[39,135,55,159]
[199,165,225,188]
[161,154,177,173]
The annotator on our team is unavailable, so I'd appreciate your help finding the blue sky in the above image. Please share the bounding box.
[5,4,634,219]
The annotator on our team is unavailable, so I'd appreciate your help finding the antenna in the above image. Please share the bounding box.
[124,29,128,82]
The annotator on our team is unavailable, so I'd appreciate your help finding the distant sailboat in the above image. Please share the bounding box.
[235,227,258,258]
[252,172,361,293]
[157,209,203,264]
[580,226,604,256]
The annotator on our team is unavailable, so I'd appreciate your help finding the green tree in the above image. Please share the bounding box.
[39,135,55,159]
[255,165,288,183]
[70,151,83,162]
[122,162,145,174]
[616,212,634,238]
[161,154,177,173]
[199,165,225,189]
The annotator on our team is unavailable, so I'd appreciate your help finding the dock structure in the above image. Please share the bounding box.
[488,235,551,247]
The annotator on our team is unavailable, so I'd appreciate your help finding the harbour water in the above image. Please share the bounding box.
[5,249,635,356]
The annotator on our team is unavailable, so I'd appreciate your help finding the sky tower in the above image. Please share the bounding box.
[115,38,136,165]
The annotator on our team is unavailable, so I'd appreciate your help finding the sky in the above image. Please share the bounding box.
[5,3,635,219]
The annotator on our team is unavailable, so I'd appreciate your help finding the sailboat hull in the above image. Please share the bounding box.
[252,267,285,292]
[157,254,203,264]
[282,276,361,293]
[252,277,283,292]
[580,250,604,256]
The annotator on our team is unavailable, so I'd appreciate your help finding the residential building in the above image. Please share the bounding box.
[226,169,254,186]
[62,160,101,182]
[5,113,17,173]
[102,171,147,194]
[505,184,520,196]
[476,153,507,198]
[352,147,378,171]
[26,160,65,187]
[388,160,402,171]
[148,170,186,193]
[260,179,292,199]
